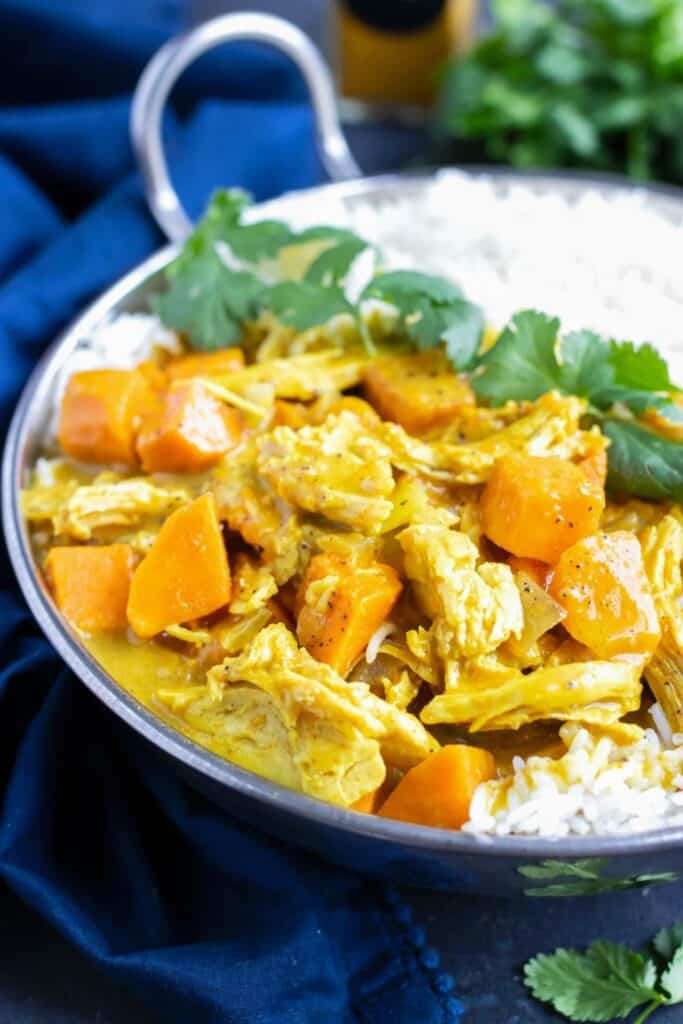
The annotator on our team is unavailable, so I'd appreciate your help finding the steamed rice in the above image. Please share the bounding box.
[51,170,683,837]
[464,725,683,838]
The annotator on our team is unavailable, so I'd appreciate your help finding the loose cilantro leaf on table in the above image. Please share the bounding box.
[525,942,661,1021]
[524,921,683,1023]
[654,924,683,961]
[517,859,677,898]
[361,270,484,369]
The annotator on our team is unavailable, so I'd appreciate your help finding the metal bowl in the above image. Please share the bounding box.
[5,13,683,895]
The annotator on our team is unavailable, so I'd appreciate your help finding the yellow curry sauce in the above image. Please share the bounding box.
[21,328,683,831]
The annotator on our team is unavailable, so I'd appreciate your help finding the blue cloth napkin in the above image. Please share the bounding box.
[0,2,462,1021]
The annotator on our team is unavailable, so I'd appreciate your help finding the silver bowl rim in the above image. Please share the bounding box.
[5,166,683,860]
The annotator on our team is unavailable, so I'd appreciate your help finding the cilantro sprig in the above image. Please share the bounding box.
[154,189,482,359]
[524,921,683,1023]
[519,859,677,898]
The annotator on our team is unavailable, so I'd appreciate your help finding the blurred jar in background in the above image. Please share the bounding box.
[335,0,476,114]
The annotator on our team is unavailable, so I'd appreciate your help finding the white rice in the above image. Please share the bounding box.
[464,726,683,838]
[365,622,397,664]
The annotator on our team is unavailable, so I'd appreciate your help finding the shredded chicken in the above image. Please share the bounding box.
[421,659,642,731]
[400,526,523,672]
[24,477,188,541]
[257,412,396,533]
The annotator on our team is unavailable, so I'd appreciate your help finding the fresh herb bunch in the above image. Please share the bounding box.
[524,921,683,1022]
[435,0,683,183]
[154,189,683,503]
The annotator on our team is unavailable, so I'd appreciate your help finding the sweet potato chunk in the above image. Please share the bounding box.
[297,553,402,677]
[59,369,155,466]
[550,531,661,659]
[45,544,135,632]
[127,493,231,638]
[166,348,245,381]
[352,786,384,814]
[481,453,604,563]
[378,745,496,829]
[136,380,242,473]
[362,352,474,435]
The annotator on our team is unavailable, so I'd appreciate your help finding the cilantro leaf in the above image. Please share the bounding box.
[363,269,464,306]
[153,251,266,350]
[296,225,363,244]
[603,419,683,501]
[472,310,561,403]
[661,946,683,1004]
[304,237,368,286]
[442,301,486,371]
[361,271,483,367]
[654,924,683,962]
[557,330,615,398]
[267,280,353,331]
[222,219,294,262]
[518,859,607,881]
[170,188,251,275]
[524,942,659,1022]
[609,339,675,392]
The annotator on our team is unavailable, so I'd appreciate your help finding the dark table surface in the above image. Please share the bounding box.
[4,3,683,1022]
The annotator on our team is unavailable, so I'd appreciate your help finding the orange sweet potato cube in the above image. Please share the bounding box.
[45,544,136,632]
[127,493,231,638]
[481,453,605,563]
[378,745,496,830]
[166,348,245,381]
[59,369,156,466]
[550,531,661,659]
[296,553,402,677]
[136,379,243,473]
[362,352,474,435]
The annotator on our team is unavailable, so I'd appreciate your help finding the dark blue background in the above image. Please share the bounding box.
[1,2,683,1022]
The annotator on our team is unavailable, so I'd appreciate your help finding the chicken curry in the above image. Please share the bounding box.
[20,191,683,832]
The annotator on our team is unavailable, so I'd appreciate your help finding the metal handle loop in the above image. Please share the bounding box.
[131,13,360,243]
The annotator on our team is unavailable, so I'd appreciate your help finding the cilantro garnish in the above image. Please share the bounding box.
[153,253,266,350]
[361,270,484,369]
[524,921,683,1023]
[268,280,353,331]
[156,190,373,348]
[473,309,681,423]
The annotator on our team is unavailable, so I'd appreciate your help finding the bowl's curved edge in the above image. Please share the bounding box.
[5,167,683,864]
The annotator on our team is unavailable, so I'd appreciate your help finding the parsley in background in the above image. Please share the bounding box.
[436,0,683,184]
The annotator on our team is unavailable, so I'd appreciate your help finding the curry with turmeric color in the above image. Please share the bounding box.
[22,330,682,832]
[20,193,683,831]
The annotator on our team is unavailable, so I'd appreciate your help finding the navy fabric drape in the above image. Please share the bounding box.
[0,2,462,1021]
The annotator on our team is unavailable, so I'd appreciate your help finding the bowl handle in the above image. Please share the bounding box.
[130,12,361,244]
